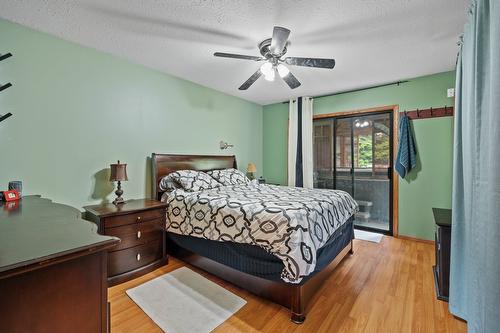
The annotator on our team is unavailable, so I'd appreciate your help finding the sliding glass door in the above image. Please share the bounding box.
[351,113,392,233]
[313,111,393,235]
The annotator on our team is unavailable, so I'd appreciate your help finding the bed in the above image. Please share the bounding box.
[152,153,357,323]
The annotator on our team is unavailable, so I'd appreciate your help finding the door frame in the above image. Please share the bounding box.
[314,105,399,237]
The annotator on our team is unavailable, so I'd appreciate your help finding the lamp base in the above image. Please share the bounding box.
[112,197,125,205]
[113,181,125,205]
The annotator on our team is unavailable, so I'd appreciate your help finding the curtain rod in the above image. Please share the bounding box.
[281,80,409,104]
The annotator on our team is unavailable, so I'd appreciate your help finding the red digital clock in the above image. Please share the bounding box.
[3,189,20,202]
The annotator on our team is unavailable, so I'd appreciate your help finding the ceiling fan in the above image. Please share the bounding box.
[214,26,335,90]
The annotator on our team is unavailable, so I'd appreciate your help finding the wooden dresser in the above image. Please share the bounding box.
[84,199,167,286]
[0,196,119,333]
[432,207,452,302]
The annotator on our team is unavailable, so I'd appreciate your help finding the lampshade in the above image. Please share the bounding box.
[109,160,128,181]
[247,163,257,173]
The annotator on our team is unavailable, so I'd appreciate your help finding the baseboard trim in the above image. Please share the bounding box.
[397,235,435,244]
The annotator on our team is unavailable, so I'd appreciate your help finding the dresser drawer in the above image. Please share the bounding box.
[104,208,164,228]
[105,219,163,251]
[108,239,163,277]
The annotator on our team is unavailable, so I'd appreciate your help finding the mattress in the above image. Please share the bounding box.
[163,183,358,283]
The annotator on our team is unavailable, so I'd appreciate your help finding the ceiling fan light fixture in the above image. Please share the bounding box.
[214,26,335,90]
[264,69,275,81]
[260,62,273,76]
[277,64,290,78]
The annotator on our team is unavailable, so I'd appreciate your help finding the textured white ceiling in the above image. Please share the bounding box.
[0,0,468,105]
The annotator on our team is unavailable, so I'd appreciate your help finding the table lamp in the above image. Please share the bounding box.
[246,163,257,180]
[109,160,128,205]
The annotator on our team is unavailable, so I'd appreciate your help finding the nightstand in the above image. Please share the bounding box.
[84,199,168,286]
[433,208,452,302]
[257,177,281,185]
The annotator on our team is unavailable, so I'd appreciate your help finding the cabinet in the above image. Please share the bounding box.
[432,208,452,302]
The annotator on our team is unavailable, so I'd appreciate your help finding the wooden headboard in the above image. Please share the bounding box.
[151,153,237,200]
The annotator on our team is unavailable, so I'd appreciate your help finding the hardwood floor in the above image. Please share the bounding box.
[109,236,467,333]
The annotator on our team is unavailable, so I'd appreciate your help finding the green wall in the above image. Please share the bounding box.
[0,19,263,209]
[263,71,455,240]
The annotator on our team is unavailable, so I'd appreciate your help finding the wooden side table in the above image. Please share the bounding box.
[84,199,168,286]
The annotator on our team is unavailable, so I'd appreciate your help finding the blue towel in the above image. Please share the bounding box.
[395,115,417,178]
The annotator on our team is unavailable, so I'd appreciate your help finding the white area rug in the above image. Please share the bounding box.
[355,229,384,243]
[126,267,247,333]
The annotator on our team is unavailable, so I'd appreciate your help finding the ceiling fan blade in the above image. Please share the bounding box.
[270,26,290,55]
[283,57,336,69]
[282,72,301,89]
[214,52,263,61]
[239,69,262,90]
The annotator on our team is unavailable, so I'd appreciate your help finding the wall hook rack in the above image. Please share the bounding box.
[0,53,12,62]
[1,52,13,123]
[0,113,12,123]
[400,106,454,120]
[0,82,12,92]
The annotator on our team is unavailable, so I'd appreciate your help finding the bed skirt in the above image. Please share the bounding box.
[167,217,354,285]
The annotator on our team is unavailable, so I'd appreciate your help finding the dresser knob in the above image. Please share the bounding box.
[137,216,141,221]
[137,230,141,239]
[136,253,141,261]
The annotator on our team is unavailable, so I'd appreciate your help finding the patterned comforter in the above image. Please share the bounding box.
[163,183,358,283]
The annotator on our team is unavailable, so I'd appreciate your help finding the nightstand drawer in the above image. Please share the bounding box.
[108,239,163,277]
[106,219,163,251]
[104,208,164,228]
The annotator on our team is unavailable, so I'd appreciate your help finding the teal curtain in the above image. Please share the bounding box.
[450,1,500,332]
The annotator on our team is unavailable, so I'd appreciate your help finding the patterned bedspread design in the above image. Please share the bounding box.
[163,183,358,283]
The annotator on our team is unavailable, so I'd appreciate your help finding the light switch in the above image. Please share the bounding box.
[447,88,455,98]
